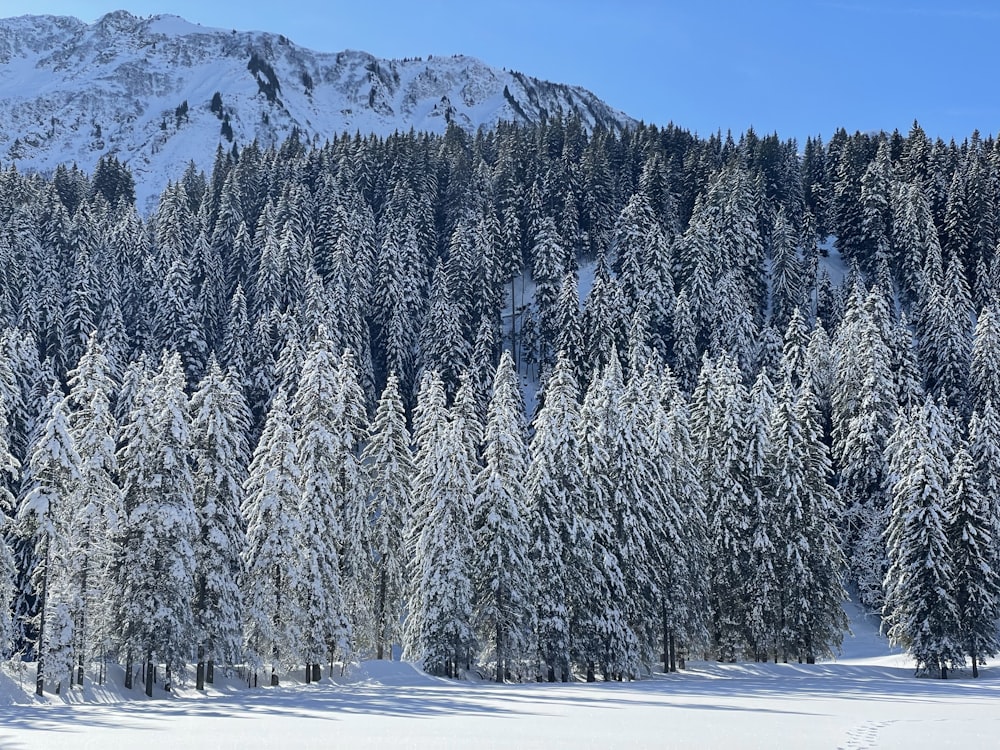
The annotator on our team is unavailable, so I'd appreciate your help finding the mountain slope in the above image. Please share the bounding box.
[0,11,636,209]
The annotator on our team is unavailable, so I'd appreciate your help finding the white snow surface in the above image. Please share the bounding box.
[0,11,635,211]
[1,599,998,749]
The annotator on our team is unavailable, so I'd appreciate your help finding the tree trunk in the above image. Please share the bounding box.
[313,664,321,682]
[511,277,518,370]
[207,660,215,684]
[376,569,387,660]
[496,617,504,683]
[35,538,50,697]
[270,665,278,686]
[305,662,312,684]
[77,545,90,687]
[124,653,133,689]
[196,645,206,691]
[144,653,154,698]
[972,639,979,679]
[662,605,669,674]
[668,632,677,673]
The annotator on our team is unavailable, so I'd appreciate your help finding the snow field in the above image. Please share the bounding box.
[1,599,997,750]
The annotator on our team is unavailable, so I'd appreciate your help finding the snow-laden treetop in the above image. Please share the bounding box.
[0,10,635,210]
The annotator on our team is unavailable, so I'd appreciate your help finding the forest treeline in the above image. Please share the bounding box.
[0,117,999,693]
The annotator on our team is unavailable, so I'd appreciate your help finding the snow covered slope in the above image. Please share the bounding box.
[0,11,636,208]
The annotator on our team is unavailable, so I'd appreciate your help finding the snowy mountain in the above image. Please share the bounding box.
[0,11,636,209]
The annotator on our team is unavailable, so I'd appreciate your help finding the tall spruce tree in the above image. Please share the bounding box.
[65,334,121,686]
[525,353,581,682]
[16,385,80,695]
[884,398,962,678]
[362,374,413,661]
[189,359,251,689]
[115,353,197,696]
[473,352,535,681]
[241,393,303,686]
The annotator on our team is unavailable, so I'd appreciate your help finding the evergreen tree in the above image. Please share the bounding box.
[292,328,351,677]
[241,393,302,685]
[473,352,535,681]
[970,306,1000,414]
[406,417,477,678]
[884,398,961,678]
[945,440,1000,677]
[525,353,581,682]
[65,334,121,686]
[362,374,413,661]
[115,353,197,696]
[189,359,251,689]
[574,354,638,680]
[691,355,752,660]
[16,385,80,695]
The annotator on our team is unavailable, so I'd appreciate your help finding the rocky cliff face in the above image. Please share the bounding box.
[0,11,635,208]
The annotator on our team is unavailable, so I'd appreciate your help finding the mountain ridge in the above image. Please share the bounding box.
[0,10,636,209]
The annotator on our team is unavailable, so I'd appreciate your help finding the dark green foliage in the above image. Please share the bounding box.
[91,154,136,207]
[248,53,281,103]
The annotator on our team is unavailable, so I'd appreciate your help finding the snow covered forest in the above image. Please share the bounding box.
[1,117,999,698]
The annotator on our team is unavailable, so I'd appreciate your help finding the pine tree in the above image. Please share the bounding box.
[525,353,581,682]
[745,371,779,660]
[473,352,535,681]
[241,393,303,685]
[189,359,251,689]
[333,348,374,658]
[292,328,351,678]
[884,398,962,678]
[767,378,846,662]
[970,306,1000,413]
[945,439,1000,677]
[115,353,197,696]
[770,208,805,329]
[16,385,80,695]
[691,355,752,660]
[406,416,477,678]
[65,334,121,686]
[362,374,413,661]
[576,353,639,680]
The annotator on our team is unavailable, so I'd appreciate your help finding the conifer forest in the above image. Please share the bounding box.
[2,117,1000,697]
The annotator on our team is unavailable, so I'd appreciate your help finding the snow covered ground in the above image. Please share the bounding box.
[1,600,996,749]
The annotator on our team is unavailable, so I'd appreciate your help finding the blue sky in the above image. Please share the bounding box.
[5,1,999,144]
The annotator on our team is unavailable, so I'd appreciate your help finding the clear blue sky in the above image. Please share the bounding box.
[5,1,999,145]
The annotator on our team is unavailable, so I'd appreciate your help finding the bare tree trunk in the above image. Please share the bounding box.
[972,638,979,679]
[207,660,215,684]
[662,604,669,674]
[196,645,206,691]
[35,538,50,697]
[144,652,154,698]
[376,569,387,660]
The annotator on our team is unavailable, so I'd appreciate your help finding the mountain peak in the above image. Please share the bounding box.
[0,12,635,210]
